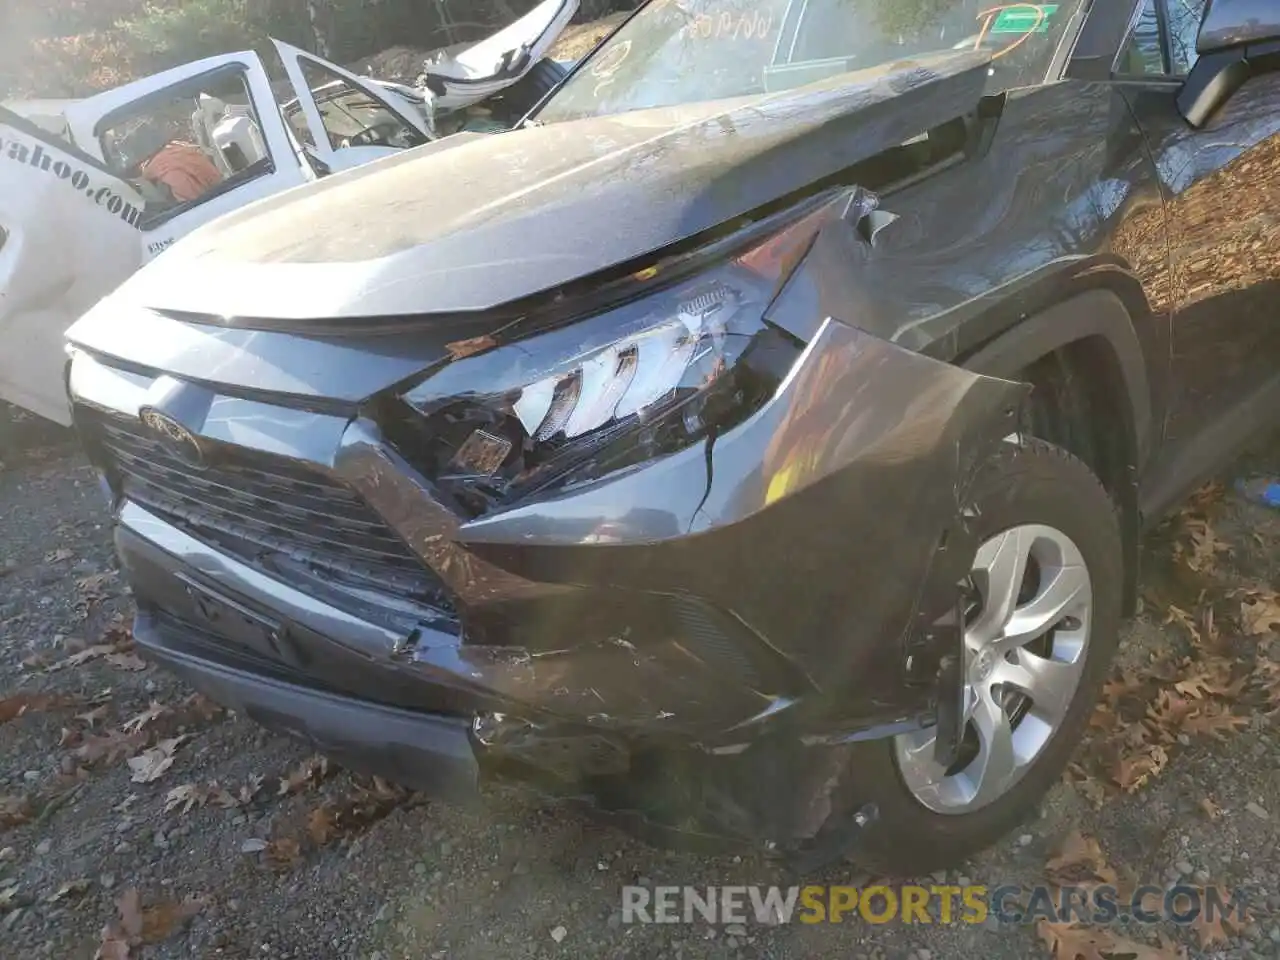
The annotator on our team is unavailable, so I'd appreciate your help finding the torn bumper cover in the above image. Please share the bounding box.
[80,310,1026,852]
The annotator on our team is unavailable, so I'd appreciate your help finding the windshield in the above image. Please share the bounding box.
[536,0,1084,123]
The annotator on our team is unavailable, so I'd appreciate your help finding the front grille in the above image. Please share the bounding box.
[82,408,451,613]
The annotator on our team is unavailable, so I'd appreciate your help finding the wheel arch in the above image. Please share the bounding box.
[957,289,1149,617]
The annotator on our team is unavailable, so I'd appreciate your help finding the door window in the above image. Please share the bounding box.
[1165,0,1208,74]
[1117,0,1208,77]
[287,61,427,153]
[94,67,274,230]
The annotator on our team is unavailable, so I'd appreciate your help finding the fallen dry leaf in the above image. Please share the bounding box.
[104,652,148,672]
[1148,656,1183,684]
[100,620,134,650]
[1252,658,1280,710]
[1045,830,1117,887]
[1113,743,1168,793]
[1174,669,1230,700]
[238,774,265,806]
[127,736,189,784]
[47,878,92,903]
[164,784,205,815]
[1163,604,1200,644]
[1120,719,1151,749]
[1178,517,1230,573]
[1037,919,1185,959]
[140,895,206,942]
[1181,704,1248,739]
[1240,589,1280,636]
[74,729,148,767]
[207,783,240,809]
[1100,670,1144,708]
[122,701,170,735]
[115,887,143,939]
[1187,480,1225,511]
[75,704,111,727]
[94,934,130,960]
[1146,689,1195,739]
[307,807,338,845]
[0,692,66,723]
[266,837,302,872]
[165,781,238,814]
[278,755,331,796]
[47,644,117,672]
[1199,797,1222,820]
[1196,605,1234,656]
[75,571,116,599]
[0,794,32,829]
[178,694,224,723]
[100,887,205,954]
[1088,704,1120,733]
[445,333,498,360]
[1193,902,1230,949]
[1066,766,1110,808]
[44,548,74,563]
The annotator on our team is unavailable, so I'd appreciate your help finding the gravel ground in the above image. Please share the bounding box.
[1,402,1278,960]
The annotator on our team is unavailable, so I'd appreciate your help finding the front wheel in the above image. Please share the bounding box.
[852,438,1123,875]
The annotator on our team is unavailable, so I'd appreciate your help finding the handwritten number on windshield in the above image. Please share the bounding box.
[591,38,632,97]
[685,10,774,42]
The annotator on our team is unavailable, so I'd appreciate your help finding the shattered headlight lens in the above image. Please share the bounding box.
[511,274,762,442]
[400,200,838,514]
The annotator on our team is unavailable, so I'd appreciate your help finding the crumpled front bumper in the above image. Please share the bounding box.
[74,311,1027,847]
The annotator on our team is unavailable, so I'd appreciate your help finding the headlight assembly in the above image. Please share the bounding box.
[399,196,842,516]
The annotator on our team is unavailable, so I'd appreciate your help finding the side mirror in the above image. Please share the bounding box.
[1178,0,1280,128]
[1198,0,1280,53]
[1177,0,1280,127]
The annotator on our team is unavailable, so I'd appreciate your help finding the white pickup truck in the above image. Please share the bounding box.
[0,0,579,425]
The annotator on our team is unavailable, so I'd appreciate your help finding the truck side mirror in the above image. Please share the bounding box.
[1178,0,1280,128]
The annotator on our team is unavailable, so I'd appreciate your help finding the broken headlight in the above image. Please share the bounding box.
[400,203,837,515]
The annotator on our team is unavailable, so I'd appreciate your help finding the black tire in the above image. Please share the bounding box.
[492,58,569,123]
[846,437,1123,876]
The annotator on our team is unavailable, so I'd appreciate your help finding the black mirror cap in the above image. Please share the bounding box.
[1177,38,1280,128]
[1198,0,1280,55]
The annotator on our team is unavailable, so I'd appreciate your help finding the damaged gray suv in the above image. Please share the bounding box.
[65,0,1280,872]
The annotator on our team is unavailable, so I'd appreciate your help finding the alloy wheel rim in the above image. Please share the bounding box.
[893,523,1093,815]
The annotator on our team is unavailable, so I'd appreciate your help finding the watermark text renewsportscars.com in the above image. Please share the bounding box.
[621,883,1248,927]
[0,123,143,228]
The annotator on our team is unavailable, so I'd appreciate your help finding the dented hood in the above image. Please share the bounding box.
[107,50,991,322]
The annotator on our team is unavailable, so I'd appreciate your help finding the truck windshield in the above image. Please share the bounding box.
[535,0,1084,124]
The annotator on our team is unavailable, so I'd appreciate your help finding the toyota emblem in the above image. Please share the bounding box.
[139,407,206,467]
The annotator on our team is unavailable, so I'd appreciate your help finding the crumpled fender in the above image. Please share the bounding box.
[456,315,1030,738]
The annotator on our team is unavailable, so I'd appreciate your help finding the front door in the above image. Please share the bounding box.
[1118,0,1280,500]
[62,51,321,263]
[0,108,147,424]
[273,40,432,174]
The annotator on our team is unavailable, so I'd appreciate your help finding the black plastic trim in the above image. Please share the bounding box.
[960,289,1153,468]
[137,635,480,800]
